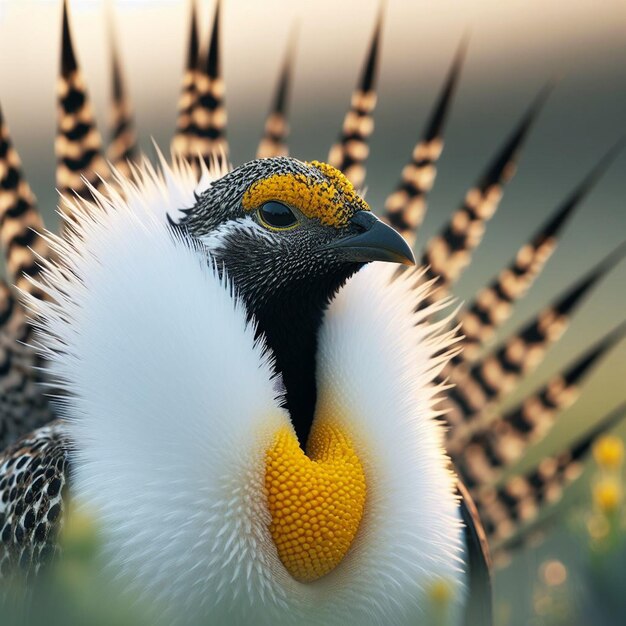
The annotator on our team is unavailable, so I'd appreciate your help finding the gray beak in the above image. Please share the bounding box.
[324,211,415,266]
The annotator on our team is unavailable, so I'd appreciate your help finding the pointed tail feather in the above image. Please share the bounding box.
[454,321,626,488]
[188,0,229,166]
[0,105,49,298]
[382,36,467,246]
[476,402,626,544]
[327,7,383,188]
[0,279,54,449]
[453,140,623,367]
[256,26,297,159]
[0,279,29,344]
[420,83,552,305]
[444,242,626,433]
[107,10,138,179]
[171,0,201,160]
[57,0,109,214]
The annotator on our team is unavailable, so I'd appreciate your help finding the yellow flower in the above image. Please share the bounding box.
[587,513,610,540]
[539,559,567,586]
[62,504,97,541]
[428,578,453,606]
[60,503,100,562]
[594,478,621,513]
[593,435,624,470]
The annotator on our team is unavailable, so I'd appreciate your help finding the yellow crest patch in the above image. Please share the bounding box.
[241,161,369,228]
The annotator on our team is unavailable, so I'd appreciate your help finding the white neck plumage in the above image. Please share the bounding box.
[28,157,466,625]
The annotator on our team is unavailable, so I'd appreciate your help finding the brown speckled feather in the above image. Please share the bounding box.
[188,0,229,167]
[256,27,297,160]
[452,140,622,368]
[57,0,109,217]
[419,84,552,308]
[0,282,54,451]
[171,0,201,163]
[107,13,138,180]
[382,37,466,247]
[0,106,49,299]
[454,322,626,489]
[0,421,70,580]
[475,403,626,545]
[327,8,383,189]
[443,242,626,435]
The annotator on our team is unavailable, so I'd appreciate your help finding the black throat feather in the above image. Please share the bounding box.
[247,268,361,449]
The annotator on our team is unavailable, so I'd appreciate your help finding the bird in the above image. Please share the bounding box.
[0,1,624,625]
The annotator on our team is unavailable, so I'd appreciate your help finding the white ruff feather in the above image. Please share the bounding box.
[28,158,466,625]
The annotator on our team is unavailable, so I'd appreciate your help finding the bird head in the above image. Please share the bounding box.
[181,157,415,309]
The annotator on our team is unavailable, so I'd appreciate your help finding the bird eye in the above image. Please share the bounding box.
[258,201,298,230]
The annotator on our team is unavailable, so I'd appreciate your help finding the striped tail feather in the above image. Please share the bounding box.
[0,280,29,347]
[171,0,201,161]
[256,26,297,159]
[107,11,138,179]
[444,241,626,434]
[420,83,553,305]
[454,321,626,489]
[453,140,623,367]
[57,0,109,214]
[0,280,54,449]
[0,104,55,447]
[0,104,49,299]
[382,36,467,246]
[476,402,626,545]
[188,0,229,166]
[327,7,383,188]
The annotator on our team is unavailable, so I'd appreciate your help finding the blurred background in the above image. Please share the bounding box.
[0,0,625,623]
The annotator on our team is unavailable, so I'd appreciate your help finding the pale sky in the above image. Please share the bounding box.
[0,0,624,144]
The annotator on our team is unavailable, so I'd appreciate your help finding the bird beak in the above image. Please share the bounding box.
[324,211,416,266]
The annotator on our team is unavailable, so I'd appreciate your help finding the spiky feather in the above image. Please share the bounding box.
[0,105,48,298]
[0,280,53,449]
[476,403,626,545]
[106,11,138,179]
[327,7,383,188]
[419,83,552,306]
[56,0,109,214]
[171,0,201,161]
[188,0,229,166]
[445,241,626,434]
[454,139,623,366]
[455,321,626,488]
[256,27,297,159]
[382,37,467,246]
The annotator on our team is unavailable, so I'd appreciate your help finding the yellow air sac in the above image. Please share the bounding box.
[265,422,366,582]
